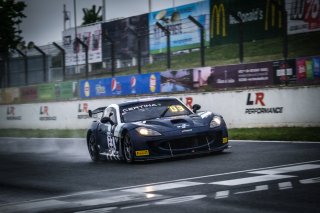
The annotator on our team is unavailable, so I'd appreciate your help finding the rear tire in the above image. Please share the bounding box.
[88,134,100,162]
[123,133,134,163]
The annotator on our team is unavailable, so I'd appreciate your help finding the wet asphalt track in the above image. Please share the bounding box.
[0,138,319,213]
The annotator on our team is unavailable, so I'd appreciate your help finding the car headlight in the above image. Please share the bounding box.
[136,127,161,136]
[210,116,221,128]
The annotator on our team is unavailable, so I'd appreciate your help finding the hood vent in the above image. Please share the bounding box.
[171,119,188,124]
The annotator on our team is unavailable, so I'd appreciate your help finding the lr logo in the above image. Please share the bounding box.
[246,92,265,106]
[245,92,283,115]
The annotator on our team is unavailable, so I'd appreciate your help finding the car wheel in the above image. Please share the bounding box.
[123,133,134,163]
[88,134,100,162]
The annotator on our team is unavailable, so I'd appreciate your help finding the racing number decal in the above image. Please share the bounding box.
[169,105,185,112]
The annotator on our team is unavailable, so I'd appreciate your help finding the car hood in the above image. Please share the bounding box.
[131,112,214,132]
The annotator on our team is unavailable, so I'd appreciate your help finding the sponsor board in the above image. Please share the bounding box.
[77,102,90,119]
[210,0,283,45]
[39,106,57,121]
[79,73,160,98]
[6,106,22,120]
[62,24,102,66]
[286,0,320,34]
[149,0,210,54]
[161,69,193,92]
[200,62,274,89]
[102,14,149,60]
[245,92,284,114]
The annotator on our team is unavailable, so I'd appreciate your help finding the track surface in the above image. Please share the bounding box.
[0,138,319,213]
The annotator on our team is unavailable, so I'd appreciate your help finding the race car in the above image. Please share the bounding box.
[86,97,229,163]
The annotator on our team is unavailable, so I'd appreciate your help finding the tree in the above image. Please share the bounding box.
[0,0,26,55]
[81,5,102,26]
[0,0,27,87]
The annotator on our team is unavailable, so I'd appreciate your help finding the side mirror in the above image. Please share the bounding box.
[192,104,201,113]
[88,110,92,118]
[100,116,115,125]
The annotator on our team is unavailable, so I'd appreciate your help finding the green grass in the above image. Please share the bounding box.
[229,127,320,142]
[98,31,320,77]
[1,127,319,142]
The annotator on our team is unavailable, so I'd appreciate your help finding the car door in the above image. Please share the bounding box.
[97,107,119,155]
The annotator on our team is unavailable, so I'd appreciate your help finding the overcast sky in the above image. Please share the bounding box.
[20,0,201,46]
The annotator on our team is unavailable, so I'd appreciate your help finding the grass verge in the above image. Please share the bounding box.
[0,127,319,142]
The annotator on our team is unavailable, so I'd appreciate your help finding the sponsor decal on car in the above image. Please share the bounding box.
[135,150,150,156]
[223,137,228,144]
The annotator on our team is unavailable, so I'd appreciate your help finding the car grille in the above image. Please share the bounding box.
[148,131,223,155]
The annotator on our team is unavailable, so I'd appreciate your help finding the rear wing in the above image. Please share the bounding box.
[88,107,107,118]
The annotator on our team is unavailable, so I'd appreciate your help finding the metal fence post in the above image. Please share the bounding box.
[15,49,28,85]
[156,22,171,69]
[104,34,115,77]
[32,44,47,83]
[76,38,89,80]
[228,10,244,63]
[52,42,66,81]
[188,15,205,67]
[128,28,142,74]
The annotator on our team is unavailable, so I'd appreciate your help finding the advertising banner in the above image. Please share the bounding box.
[161,69,193,92]
[149,0,210,54]
[272,59,296,84]
[62,24,102,66]
[296,56,320,84]
[200,62,274,89]
[79,78,110,99]
[286,0,320,35]
[20,86,38,102]
[79,73,161,98]
[210,0,283,45]
[0,88,20,104]
[55,81,78,100]
[38,84,55,101]
[102,14,149,59]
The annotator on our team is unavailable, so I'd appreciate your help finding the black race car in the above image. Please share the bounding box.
[87,97,229,163]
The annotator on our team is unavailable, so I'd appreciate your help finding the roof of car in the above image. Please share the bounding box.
[118,97,178,107]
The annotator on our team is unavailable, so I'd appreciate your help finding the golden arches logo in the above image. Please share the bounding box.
[211,3,227,38]
[264,0,283,31]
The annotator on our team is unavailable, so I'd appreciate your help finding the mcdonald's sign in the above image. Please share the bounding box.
[264,0,283,31]
[210,3,227,38]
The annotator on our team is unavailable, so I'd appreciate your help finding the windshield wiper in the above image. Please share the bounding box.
[159,107,170,118]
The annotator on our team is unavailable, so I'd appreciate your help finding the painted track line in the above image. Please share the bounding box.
[1,159,320,208]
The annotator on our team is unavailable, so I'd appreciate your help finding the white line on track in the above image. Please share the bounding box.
[230,140,320,144]
[1,159,320,208]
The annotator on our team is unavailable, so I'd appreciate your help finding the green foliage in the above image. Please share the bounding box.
[0,0,27,55]
[81,5,102,26]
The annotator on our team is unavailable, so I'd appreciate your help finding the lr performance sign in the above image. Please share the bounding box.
[245,92,284,114]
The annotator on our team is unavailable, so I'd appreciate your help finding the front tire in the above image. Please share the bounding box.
[88,134,100,162]
[123,133,135,163]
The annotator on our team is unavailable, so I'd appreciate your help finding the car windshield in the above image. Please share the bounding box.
[120,99,192,123]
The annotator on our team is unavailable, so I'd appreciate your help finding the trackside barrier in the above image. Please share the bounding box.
[0,86,319,129]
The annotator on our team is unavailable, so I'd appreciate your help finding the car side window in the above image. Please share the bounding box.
[104,107,117,125]
[109,108,117,124]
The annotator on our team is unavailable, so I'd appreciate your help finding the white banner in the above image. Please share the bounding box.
[63,24,102,66]
[0,87,319,129]
[286,0,320,34]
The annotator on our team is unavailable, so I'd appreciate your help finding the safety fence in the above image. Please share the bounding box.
[1,55,319,105]
[1,0,319,89]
